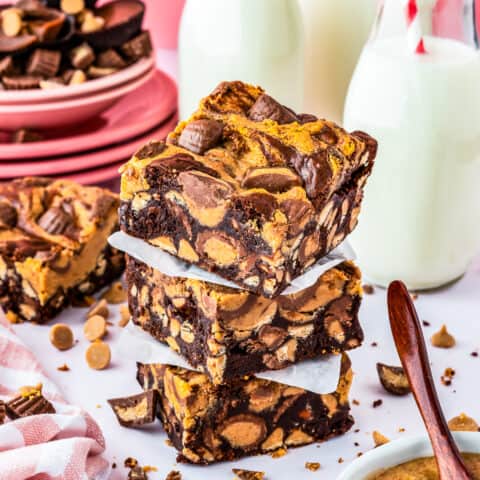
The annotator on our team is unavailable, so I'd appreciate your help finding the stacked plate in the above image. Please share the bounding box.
[0,61,178,190]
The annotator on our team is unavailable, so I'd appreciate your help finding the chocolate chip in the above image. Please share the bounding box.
[297,113,318,124]
[0,200,17,228]
[37,206,73,235]
[248,94,298,124]
[147,153,219,178]
[26,49,61,77]
[178,119,224,154]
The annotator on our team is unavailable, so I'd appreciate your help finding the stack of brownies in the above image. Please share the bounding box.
[116,81,377,464]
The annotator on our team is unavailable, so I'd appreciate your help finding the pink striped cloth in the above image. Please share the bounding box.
[0,316,111,480]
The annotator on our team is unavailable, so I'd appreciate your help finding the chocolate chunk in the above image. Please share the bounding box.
[120,30,152,60]
[313,125,338,145]
[0,55,14,75]
[37,206,73,235]
[69,43,95,69]
[242,167,302,192]
[108,390,157,427]
[6,385,55,419]
[80,0,145,49]
[96,48,126,69]
[233,191,277,219]
[0,200,18,228]
[0,30,37,54]
[27,9,66,42]
[0,400,5,424]
[147,153,219,178]
[376,363,411,396]
[297,113,318,124]
[248,94,298,124]
[26,49,61,77]
[135,140,166,160]
[178,119,224,154]
[2,75,41,89]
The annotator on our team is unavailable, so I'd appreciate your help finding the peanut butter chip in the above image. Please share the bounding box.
[101,281,127,304]
[60,0,85,14]
[431,324,455,348]
[448,413,479,432]
[83,314,107,342]
[49,323,74,351]
[87,299,109,319]
[1,8,23,37]
[372,430,390,447]
[119,304,130,327]
[85,341,111,370]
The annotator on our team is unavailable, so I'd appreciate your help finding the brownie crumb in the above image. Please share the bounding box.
[271,447,287,458]
[373,430,390,447]
[471,352,478,357]
[377,363,411,396]
[422,320,431,327]
[124,457,138,468]
[371,342,378,347]
[352,399,360,406]
[354,429,360,433]
[305,462,321,472]
[128,466,147,480]
[165,471,181,480]
[232,469,264,480]
[112,462,117,469]
[338,457,344,464]
[57,363,70,372]
[354,442,360,447]
[373,399,383,408]
[357,452,363,457]
[398,427,405,433]
[411,293,418,300]
[363,284,375,294]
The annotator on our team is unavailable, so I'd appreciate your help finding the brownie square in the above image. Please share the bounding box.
[137,354,354,464]
[126,255,363,384]
[0,177,124,323]
[119,81,377,297]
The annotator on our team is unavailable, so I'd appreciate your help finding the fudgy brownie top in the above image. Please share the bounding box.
[0,177,119,262]
[121,81,377,211]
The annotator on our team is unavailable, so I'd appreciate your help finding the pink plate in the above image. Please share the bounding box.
[0,56,155,105]
[0,114,178,178]
[59,160,126,186]
[0,67,155,131]
[0,70,177,160]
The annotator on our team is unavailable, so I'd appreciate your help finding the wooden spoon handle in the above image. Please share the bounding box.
[387,280,472,480]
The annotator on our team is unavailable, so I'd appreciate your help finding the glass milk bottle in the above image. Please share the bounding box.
[178,0,304,119]
[344,0,480,289]
[299,0,378,123]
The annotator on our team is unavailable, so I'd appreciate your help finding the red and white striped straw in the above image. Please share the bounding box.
[405,0,427,54]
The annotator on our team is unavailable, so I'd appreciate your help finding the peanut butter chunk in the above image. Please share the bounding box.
[119,304,130,327]
[1,8,23,37]
[305,462,321,472]
[49,323,74,351]
[431,324,455,348]
[60,0,85,14]
[86,340,111,370]
[448,413,479,432]
[83,314,107,342]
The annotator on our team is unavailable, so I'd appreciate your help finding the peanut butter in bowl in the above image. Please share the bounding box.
[368,453,480,479]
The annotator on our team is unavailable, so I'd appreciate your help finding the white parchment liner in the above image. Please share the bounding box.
[118,322,343,394]
[109,231,356,393]
[109,231,356,295]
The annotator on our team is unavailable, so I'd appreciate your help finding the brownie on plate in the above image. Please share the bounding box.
[0,177,124,323]
[137,354,354,464]
[119,81,377,297]
[127,255,363,384]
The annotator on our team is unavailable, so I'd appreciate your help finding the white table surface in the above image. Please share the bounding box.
[12,253,480,480]
[9,51,480,479]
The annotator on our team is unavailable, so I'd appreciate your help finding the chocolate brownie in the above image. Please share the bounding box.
[127,255,363,383]
[0,177,124,323]
[137,353,354,464]
[119,81,377,297]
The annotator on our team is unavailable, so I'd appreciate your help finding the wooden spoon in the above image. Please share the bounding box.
[387,280,472,480]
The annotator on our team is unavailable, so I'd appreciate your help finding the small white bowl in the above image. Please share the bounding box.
[338,432,480,479]
[0,56,154,105]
